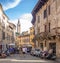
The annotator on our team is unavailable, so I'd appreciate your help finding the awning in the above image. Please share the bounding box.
[22,44,32,47]
[8,43,15,46]
[27,44,32,47]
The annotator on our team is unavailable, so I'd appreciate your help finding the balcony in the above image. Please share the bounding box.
[34,32,47,41]
[34,27,60,42]
[50,27,60,36]
[43,28,60,40]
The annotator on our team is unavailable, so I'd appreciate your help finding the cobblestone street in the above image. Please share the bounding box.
[0,54,59,63]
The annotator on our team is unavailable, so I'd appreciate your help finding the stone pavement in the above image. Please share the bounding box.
[56,58,60,63]
[0,54,59,63]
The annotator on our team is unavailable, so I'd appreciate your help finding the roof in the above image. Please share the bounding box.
[8,22,16,27]
[0,3,9,20]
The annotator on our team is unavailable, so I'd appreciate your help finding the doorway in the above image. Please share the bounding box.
[49,43,56,55]
[40,43,43,50]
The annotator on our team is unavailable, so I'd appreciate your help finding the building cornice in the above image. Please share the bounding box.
[0,3,9,20]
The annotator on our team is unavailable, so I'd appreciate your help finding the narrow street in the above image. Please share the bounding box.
[0,54,58,63]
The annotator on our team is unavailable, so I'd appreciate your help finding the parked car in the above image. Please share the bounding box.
[30,48,35,56]
[34,49,41,57]
[30,48,41,57]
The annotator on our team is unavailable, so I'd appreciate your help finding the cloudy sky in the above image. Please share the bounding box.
[0,0,38,33]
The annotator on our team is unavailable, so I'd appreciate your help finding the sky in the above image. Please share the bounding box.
[0,0,38,33]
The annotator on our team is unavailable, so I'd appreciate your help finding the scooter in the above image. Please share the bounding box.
[46,53,56,60]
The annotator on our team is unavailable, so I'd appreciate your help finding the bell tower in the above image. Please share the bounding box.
[17,19,21,34]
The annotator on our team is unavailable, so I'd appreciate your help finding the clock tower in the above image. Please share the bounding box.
[17,19,21,34]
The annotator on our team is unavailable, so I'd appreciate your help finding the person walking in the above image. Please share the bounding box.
[22,47,25,54]
[20,47,22,54]
[25,47,27,54]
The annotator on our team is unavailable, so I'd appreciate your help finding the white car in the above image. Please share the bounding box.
[34,49,41,57]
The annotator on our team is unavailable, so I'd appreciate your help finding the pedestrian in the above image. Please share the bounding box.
[22,47,25,54]
[20,47,22,54]
[25,47,27,54]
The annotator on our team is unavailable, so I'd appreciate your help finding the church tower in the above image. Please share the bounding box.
[17,19,21,34]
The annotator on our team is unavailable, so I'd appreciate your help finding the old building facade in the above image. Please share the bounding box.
[16,26,35,49]
[16,31,31,48]
[0,4,16,51]
[32,0,60,58]
[30,26,35,48]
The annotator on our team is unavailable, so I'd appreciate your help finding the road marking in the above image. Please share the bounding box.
[0,59,51,62]
[11,59,47,62]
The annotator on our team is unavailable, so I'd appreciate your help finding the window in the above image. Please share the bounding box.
[38,16,40,23]
[6,33,8,40]
[2,21,5,29]
[38,27,40,33]
[40,43,43,50]
[2,31,5,40]
[24,38,29,42]
[44,9,47,18]
[30,33,32,35]
[48,5,50,15]
[57,0,60,7]
[33,31,35,35]
[3,16,5,20]
[45,25,47,32]
[49,23,50,32]
[0,18,1,25]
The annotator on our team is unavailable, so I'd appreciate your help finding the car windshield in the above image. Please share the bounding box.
[35,49,40,51]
